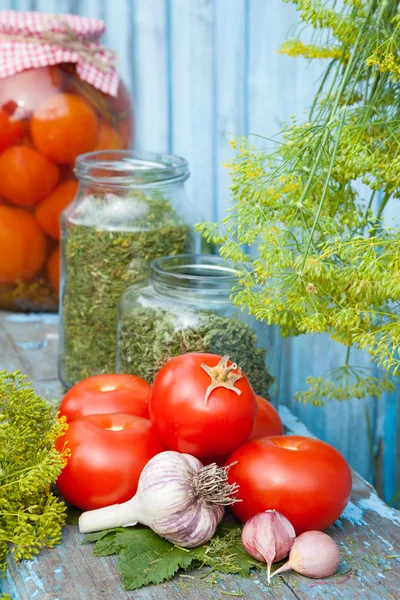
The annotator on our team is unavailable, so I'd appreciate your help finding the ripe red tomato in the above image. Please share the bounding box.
[0,145,59,207]
[59,374,151,422]
[55,413,165,510]
[226,435,352,534]
[31,93,98,163]
[249,396,283,440]
[0,108,26,152]
[149,353,257,458]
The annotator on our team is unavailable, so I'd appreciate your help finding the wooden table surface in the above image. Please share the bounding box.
[1,310,399,600]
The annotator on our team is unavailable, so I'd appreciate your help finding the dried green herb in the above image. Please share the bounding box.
[0,279,57,313]
[118,308,273,398]
[60,195,191,386]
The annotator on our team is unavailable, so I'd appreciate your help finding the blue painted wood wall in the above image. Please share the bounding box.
[4,0,399,501]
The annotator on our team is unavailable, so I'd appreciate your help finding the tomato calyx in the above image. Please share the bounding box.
[201,354,243,404]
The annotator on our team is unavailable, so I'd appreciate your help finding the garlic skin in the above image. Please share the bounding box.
[271,531,341,580]
[241,510,295,582]
[79,451,238,548]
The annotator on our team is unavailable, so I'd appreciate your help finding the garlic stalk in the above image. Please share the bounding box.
[241,510,295,583]
[270,531,341,580]
[79,451,239,548]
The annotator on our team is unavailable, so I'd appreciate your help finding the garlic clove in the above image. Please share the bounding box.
[271,530,341,580]
[241,510,295,582]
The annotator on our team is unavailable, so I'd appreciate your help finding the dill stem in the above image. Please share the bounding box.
[345,346,351,367]
[376,192,391,221]
[300,0,383,269]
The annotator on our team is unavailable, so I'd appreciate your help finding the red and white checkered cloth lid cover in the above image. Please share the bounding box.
[0,11,119,96]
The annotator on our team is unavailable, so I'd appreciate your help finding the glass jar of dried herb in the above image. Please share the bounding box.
[59,151,193,388]
[116,254,276,398]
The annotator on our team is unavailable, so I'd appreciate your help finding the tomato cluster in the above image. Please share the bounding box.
[0,65,134,310]
[56,352,352,535]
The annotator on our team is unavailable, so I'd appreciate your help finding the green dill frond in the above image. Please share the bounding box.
[199,0,400,403]
[0,371,68,570]
[295,366,396,405]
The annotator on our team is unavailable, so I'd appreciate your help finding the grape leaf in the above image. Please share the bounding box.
[116,529,200,590]
[92,534,123,557]
[82,528,124,544]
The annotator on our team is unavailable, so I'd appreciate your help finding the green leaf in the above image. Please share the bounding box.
[93,535,123,557]
[116,529,198,590]
[81,528,123,544]
[114,527,148,548]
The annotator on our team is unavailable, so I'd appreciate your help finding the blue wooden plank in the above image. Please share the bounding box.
[34,0,69,12]
[127,0,169,151]
[75,0,106,20]
[169,0,215,226]
[213,0,247,221]
[101,0,133,92]
[165,0,173,153]
[382,388,399,502]
[282,334,377,482]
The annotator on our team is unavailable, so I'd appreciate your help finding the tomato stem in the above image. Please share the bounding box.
[201,354,243,404]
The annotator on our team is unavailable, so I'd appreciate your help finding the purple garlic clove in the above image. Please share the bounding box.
[241,509,296,582]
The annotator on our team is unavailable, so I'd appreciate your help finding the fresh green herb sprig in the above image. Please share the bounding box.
[0,371,68,571]
[61,195,191,386]
[117,308,273,397]
[83,522,265,591]
[198,0,400,402]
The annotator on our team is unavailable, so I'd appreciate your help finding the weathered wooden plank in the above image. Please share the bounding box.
[34,0,70,12]
[2,525,301,600]
[169,0,215,230]
[128,0,169,152]
[0,316,31,375]
[101,0,133,91]
[213,0,247,220]
[0,312,62,402]
[280,334,378,483]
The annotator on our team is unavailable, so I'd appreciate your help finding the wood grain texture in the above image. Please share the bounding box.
[0,312,62,401]
[0,316,398,600]
[1,0,398,500]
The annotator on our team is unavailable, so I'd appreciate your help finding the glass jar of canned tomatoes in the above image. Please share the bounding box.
[0,12,134,311]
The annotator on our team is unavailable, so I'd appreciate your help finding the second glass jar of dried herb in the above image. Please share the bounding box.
[116,254,276,398]
[59,151,193,388]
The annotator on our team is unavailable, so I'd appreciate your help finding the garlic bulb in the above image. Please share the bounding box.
[271,531,341,580]
[79,451,239,548]
[241,510,295,582]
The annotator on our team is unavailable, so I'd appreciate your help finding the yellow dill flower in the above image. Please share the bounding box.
[279,39,346,60]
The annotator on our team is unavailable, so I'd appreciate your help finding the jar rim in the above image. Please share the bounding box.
[150,254,239,292]
[75,150,189,187]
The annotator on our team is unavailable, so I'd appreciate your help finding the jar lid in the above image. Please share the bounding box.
[0,11,118,95]
[75,150,190,187]
[150,254,239,293]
